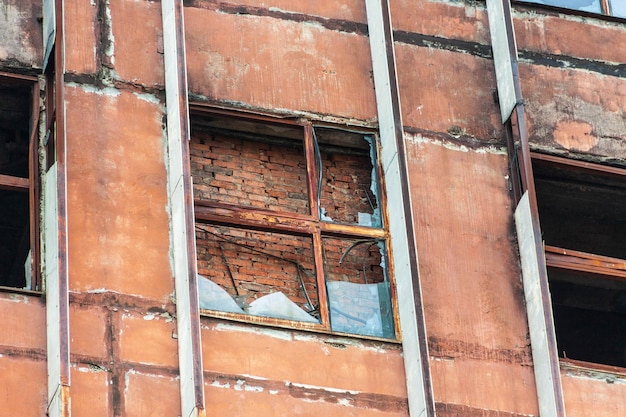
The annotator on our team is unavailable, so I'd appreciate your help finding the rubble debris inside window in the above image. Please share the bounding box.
[0,81,33,289]
[196,223,319,323]
[191,109,395,338]
[533,153,626,368]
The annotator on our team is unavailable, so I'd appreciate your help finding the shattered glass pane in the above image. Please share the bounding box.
[316,131,382,227]
[190,122,310,215]
[323,237,394,338]
[196,223,320,323]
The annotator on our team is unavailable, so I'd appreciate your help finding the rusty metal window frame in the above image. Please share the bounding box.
[189,105,399,340]
[514,0,626,19]
[0,72,42,293]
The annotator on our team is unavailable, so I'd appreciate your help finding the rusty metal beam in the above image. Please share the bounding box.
[29,80,42,291]
[194,201,387,240]
[545,245,626,280]
[0,174,29,191]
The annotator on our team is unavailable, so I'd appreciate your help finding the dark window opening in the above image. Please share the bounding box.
[0,79,36,290]
[190,108,395,339]
[533,152,626,368]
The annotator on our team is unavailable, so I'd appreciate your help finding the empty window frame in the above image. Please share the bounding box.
[532,152,626,368]
[517,0,626,18]
[0,74,41,291]
[191,108,396,339]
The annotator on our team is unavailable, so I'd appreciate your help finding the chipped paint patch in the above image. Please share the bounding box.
[210,379,231,389]
[66,82,121,97]
[133,92,161,104]
[405,132,507,155]
[212,321,293,341]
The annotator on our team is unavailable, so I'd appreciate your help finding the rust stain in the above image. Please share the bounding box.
[428,336,533,366]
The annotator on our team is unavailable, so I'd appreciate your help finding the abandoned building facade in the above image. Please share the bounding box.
[0,0,625,415]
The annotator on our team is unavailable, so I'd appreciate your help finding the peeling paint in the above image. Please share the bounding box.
[405,132,508,155]
[66,82,121,97]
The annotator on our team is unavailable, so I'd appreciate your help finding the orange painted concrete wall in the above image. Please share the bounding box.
[1,0,625,416]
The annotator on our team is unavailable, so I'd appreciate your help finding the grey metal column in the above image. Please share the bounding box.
[486,1,566,416]
[365,1,436,415]
[161,1,206,416]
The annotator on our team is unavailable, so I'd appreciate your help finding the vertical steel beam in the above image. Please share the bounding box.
[486,1,566,416]
[161,1,206,416]
[365,1,435,415]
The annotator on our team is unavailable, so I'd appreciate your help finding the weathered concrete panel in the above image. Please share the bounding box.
[64,86,172,301]
[396,44,502,139]
[110,0,164,87]
[65,0,98,74]
[184,7,377,120]
[391,0,491,45]
[204,377,409,417]
[0,0,42,69]
[405,134,528,351]
[119,311,178,368]
[0,356,47,415]
[0,293,46,350]
[124,371,181,417]
[201,319,408,398]
[189,0,368,23]
[562,371,626,416]
[514,12,626,65]
[71,365,110,417]
[521,64,626,160]
[430,358,539,415]
[69,303,108,359]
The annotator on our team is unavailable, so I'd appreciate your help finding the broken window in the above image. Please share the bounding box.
[191,108,395,339]
[517,0,626,18]
[0,75,40,290]
[533,152,626,368]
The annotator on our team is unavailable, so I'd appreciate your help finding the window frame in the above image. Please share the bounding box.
[515,0,626,19]
[189,105,399,340]
[530,150,626,370]
[0,72,42,292]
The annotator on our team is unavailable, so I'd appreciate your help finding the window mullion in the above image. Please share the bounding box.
[312,229,330,329]
[303,123,320,220]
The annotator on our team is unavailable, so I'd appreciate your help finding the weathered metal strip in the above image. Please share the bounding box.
[161,0,206,416]
[365,0,435,415]
[515,192,567,417]
[44,0,71,415]
[486,0,519,122]
[43,0,55,70]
